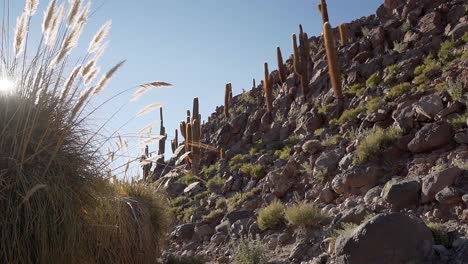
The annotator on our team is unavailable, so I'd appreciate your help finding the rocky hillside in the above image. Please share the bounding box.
[156,0,468,263]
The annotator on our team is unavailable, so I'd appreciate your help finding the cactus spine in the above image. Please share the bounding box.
[224,83,231,118]
[263,62,273,113]
[339,24,348,46]
[292,33,309,95]
[318,0,329,24]
[323,22,343,99]
[276,47,286,84]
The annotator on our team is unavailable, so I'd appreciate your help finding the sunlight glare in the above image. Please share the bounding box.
[0,78,15,94]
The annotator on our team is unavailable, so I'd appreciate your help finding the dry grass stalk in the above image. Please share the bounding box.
[24,0,39,16]
[14,13,28,56]
[93,60,125,94]
[131,81,173,101]
[42,0,57,33]
[67,0,82,25]
[137,102,162,116]
[61,64,82,99]
[45,3,64,46]
[88,20,111,53]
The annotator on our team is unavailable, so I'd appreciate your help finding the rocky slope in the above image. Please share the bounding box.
[156,0,468,263]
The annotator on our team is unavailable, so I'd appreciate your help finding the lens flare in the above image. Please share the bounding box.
[0,78,15,94]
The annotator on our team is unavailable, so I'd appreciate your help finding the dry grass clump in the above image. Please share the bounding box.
[0,1,171,263]
[257,200,285,230]
[284,202,327,227]
[234,236,268,264]
[354,127,402,164]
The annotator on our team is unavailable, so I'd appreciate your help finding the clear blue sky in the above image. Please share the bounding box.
[9,0,383,177]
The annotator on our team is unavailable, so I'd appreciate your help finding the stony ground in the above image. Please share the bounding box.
[153,0,468,263]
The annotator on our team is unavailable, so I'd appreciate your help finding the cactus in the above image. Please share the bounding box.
[252,78,256,89]
[277,47,286,84]
[220,148,225,159]
[263,62,273,113]
[191,119,200,173]
[171,129,178,153]
[158,107,167,157]
[180,121,186,139]
[318,0,329,24]
[323,22,343,99]
[224,83,231,118]
[142,145,151,181]
[339,24,348,46]
[292,33,309,95]
[186,122,192,152]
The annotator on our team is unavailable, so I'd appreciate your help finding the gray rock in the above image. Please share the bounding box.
[313,148,345,180]
[364,185,383,203]
[414,94,443,119]
[289,240,310,261]
[448,22,468,39]
[418,11,442,35]
[302,140,323,154]
[194,224,214,239]
[184,182,204,195]
[455,130,468,144]
[435,187,462,204]
[265,161,298,198]
[173,223,195,240]
[332,165,382,195]
[421,167,462,203]
[335,213,434,264]
[337,205,370,225]
[215,221,229,234]
[226,210,254,224]
[408,121,454,153]
[383,177,421,209]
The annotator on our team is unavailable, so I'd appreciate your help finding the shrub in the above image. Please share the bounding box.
[446,80,465,101]
[194,190,211,201]
[274,146,291,160]
[438,40,456,64]
[333,222,359,238]
[345,84,366,96]
[229,154,248,172]
[285,202,327,227]
[241,92,255,105]
[322,134,342,146]
[234,236,268,264]
[172,196,189,207]
[201,162,220,178]
[178,173,198,185]
[354,127,402,164]
[318,103,334,114]
[227,188,261,211]
[366,73,381,88]
[257,200,285,230]
[216,198,227,209]
[393,41,404,53]
[448,112,468,129]
[426,222,450,248]
[181,207,196,223]
[301,161,313,175]
[414,54,440,85]
[463,32,468,43]
[365,96,382,113]
[0,1,171,263]
[384,64,399,85]
[240,163,265,179]
[314,128,324,136]
[207,174,224,192]
[204,209,224,222]
[330,107,365,126]
[386,82,412,99]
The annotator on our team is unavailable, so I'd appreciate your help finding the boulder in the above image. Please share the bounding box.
[383,177,421,209]
[369,26,386,51]
[313,148,345,180]
[418,11,442,35]
[226,210,254,224]
[421,167,463,203]
[332,165,382,195]
[414,94,443,119]
[302,140,323,154]
[335,213,434,264]
[408,121,454,153]
[435,186,462,204]
[172,223,195,240]
[183,181,204,195]
[336,205,370,225]
[265,161,298,198]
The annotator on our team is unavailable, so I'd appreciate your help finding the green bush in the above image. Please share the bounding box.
[172,196,189,207]
[365,97,382,113]
[257,200,285,230]
[322,134,342,146]
[318,103,334,114]
[426,222,450,248]
[438,40,456,64]
[178,173,197,185]
[449,112,468,129]
[234,236,268,264]
[204,209,224,222]
[330,107,365,126]
[274,146,291,160]
[240,163,265,179]
[463,32,468,43]
[207,175,224,192]
[216,198,227,209]
[354,127,402,164]
[386,82,412,99]
[285,202,327,227]
[201,162,220,178]
[345,84,366,96]
[366,73,381,88]
[414,54,440,85]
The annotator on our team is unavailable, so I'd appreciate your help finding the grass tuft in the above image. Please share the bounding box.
[354,127,402,164]
[285,202,327,227]
[257,200,285,231]
[386,82,412,99]
[234,236,268,264]
[366,72,381,88]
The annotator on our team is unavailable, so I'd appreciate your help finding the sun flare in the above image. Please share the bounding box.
[0,78,15,94]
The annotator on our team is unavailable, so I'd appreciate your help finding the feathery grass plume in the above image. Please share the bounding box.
[137,103,163,116]
[61,64,82,99]
[176,151,191,166]
[50,21,85,67]
[93,60,125,94]
[14,13,28,56]
[76,1,90,25]
[25,0,39,16]
[42,0,57,33]
[67,0,82,26]
[72,86,94,117]
[84,66,100,85]
[45,3,64,46]
[140,135,166,146]
[94,40,108,61]
[88,20,111,53]
[82,59,96,77]
[124,159,131,176]
[130,81,173,101]
[138,123,155,136]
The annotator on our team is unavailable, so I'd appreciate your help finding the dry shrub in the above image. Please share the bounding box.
[0,1,171,263]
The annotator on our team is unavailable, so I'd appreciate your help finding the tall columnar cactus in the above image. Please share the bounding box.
[292,33,309,95]
[220,148,225,159]
[142,145,151,181]
[180,121,187,139]
[224,83,231,118]
[339,24,348,46]
[277,47,286,84]
[186,122,192,152]
[171,129,178,153]
[252,78,256,90]
[317,0,329,24]
[186,110,191,124]
[323,22,343,99]
[263,62,273,113]
[191,97,201,173]
[158,107,167,156]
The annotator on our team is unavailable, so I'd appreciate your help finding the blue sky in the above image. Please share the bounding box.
[8,0,383,177]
